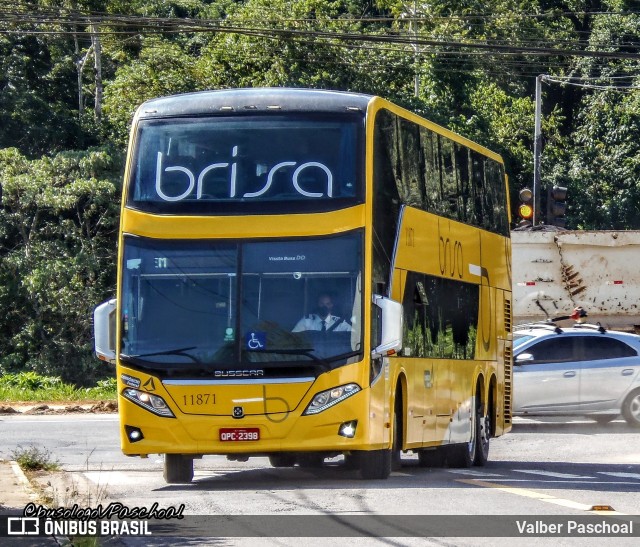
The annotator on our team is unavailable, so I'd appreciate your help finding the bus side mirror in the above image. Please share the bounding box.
[94,299,117,364]
[371,295,403,359]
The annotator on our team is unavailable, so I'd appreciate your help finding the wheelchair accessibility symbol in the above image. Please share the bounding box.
[246,331,266,350]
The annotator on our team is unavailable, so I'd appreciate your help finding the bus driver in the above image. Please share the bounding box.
[292,293,352,333]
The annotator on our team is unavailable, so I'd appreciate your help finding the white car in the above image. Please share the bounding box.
[513,323,640,426]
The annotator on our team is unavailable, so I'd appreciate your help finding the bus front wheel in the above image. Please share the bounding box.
[297,454,325,469]
[269,454,297,467]
[163,454,194,484]
[357,449,391,480]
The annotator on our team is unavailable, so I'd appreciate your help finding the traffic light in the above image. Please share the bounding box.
[517,187,534,226]
[547,185,568,228]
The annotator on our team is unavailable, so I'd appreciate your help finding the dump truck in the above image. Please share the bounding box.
[512,229,640,333]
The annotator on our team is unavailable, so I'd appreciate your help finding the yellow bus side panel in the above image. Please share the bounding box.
[392,209,482,290]
[388,207,511,446]
[120,206,366,240]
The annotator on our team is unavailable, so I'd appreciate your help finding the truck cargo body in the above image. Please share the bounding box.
[512,230,640,332]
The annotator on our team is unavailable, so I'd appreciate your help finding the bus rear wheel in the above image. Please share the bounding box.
[447,406,478,468]
[473,403,491,466]
[163,454,194,484]
[447,438,476,468]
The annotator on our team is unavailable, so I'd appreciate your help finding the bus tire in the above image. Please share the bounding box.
[447,441,475,468]
[447,404,478,468]
[473,403,491,466]
[417,448,445,468]
[343,454,359,470]
[297,454,325,469]
[357,449,391,480]
[392,396,403,471]
[163,454,194,484]
[269,454,297,467]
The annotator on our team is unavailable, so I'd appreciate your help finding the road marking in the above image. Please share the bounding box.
[446,469,504,477]
[457,479,628,515]
[84,471,132,486]
[513,469,592,479]
[599,471,640,480]
[449,468,640,485]
[483,479,640,486]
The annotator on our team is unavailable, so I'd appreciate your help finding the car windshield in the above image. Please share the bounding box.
[120,231,363,371]
[513,334,536,348]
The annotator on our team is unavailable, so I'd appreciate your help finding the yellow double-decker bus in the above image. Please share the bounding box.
[94,88,512,483]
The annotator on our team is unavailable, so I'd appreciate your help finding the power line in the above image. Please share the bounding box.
[1,8,640,61]
[544,76,640,91]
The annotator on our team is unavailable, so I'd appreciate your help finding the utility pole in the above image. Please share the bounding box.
[91,23,103,122]
[533,74,544,226]
[408,0,419,97]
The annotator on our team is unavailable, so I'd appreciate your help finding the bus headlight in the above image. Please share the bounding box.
[122,388,175,418]
[302,383,361,415]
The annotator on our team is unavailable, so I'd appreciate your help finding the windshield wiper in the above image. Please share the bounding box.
[121,346,202,364]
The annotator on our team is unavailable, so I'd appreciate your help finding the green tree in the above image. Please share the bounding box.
[102,38,200,145]
[551,7,640,228]
[0,146,121,382]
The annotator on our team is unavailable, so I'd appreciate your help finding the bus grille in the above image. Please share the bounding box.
[503,342,512,425]
[504,298,512,333]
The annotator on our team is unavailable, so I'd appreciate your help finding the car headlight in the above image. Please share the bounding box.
[122,388,175,418]
[303,383,361,415]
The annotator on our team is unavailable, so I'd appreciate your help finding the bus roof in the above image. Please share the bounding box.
[134,87,504,165]
[136,88,374,118]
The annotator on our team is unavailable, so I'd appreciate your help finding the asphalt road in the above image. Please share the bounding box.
[2,414,639,546]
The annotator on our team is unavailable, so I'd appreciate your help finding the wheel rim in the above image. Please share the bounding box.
[467,409,477,460]
[479,414,490,454]
[629,393,640,423]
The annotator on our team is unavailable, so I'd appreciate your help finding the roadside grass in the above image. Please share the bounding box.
[7,378,113,547]
[11,445,60,472]
[0,372,116,402]
[13,445,108,547]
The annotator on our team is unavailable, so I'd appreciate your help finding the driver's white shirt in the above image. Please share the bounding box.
[292,313,351,332]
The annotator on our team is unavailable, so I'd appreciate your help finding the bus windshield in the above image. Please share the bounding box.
[127,115,363,215]
[120,231,363,371]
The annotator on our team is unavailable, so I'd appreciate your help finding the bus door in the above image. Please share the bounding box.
[400,272,440,445]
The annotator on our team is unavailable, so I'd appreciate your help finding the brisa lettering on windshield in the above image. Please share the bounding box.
[155,146,334,202]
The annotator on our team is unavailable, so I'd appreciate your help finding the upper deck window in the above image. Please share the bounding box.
[127,114,363,214]
[373,109,509,236]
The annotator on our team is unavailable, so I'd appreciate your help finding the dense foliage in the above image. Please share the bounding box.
[0,0,639,381]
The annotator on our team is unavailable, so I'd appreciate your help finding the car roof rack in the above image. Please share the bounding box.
[514,321,563,334]
[570,322,607,333]
[514,321,607,335]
